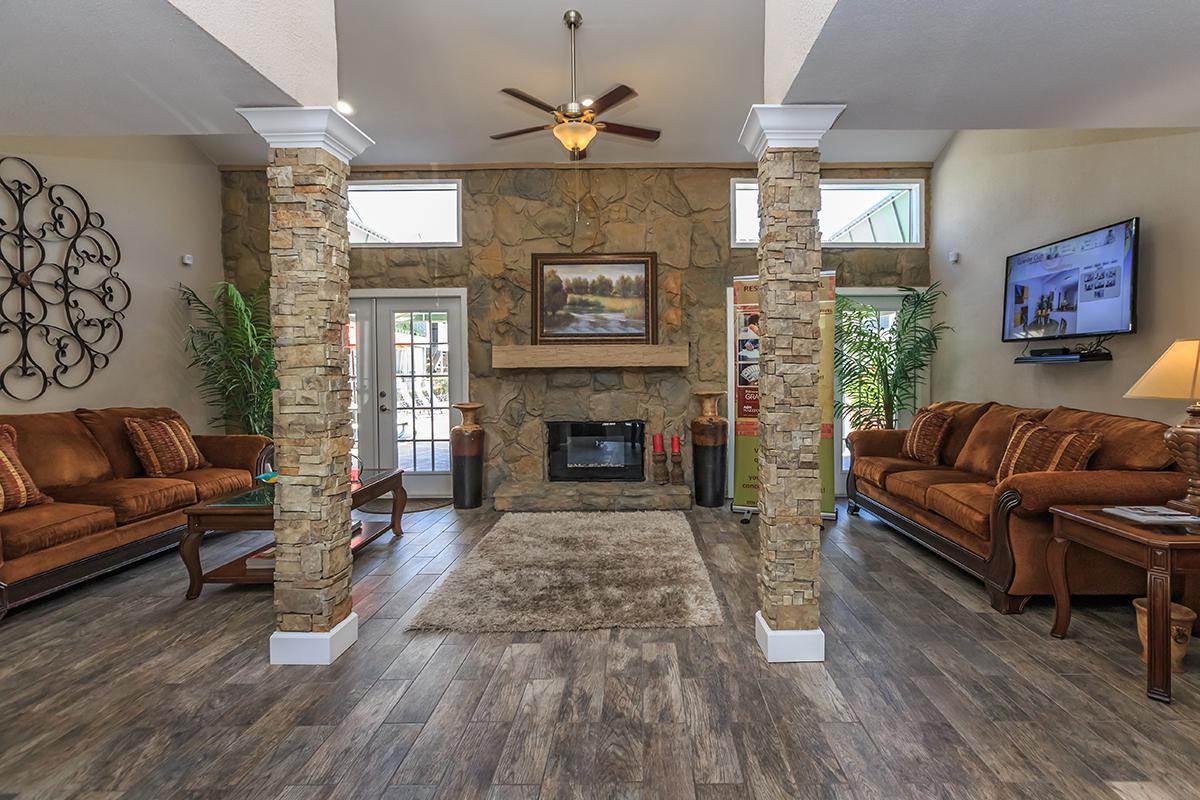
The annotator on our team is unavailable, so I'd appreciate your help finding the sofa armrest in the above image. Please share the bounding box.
[194,434,272,474]
[846,428,908,459]
[995,469,1187,516]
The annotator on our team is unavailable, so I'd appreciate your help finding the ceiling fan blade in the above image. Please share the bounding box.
[490,124,553,140]
[500,88,557,114]
[569,148,588,161]
[596,121,661,141]
[589,84,637,115]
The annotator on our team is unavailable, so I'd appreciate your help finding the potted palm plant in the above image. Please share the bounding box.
[834,282,951,430]
[180,280,276,436]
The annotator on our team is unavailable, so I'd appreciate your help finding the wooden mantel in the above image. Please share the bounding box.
[491,344,689,369]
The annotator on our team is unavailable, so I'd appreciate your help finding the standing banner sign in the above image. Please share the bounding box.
[818,271,837,519]
[729,277,760,512]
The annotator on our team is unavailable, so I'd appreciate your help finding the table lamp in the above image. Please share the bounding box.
[1125,338,1200,514]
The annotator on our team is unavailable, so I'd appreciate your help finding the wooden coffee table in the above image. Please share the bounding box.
[1048,505,1200,702]
[180,468,406,599]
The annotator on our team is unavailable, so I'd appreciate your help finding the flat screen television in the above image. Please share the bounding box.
[1001,218,1139,342]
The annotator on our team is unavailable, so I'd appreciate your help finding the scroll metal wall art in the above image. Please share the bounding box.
[0,156,129,400]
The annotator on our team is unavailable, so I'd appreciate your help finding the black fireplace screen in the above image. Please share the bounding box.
[547,420,645,482]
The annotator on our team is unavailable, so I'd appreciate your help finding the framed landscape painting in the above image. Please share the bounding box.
[531,253,658,345]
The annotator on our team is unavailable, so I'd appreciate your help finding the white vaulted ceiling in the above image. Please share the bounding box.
[784,0,1200,130]
[0,0,296,136]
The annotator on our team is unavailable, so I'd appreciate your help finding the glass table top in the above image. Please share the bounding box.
[204,468,400,509]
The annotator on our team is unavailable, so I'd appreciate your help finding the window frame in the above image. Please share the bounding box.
[730,178,760,249]
[819,178,925,249]
[348,178,464,248]
[729,176,926,250]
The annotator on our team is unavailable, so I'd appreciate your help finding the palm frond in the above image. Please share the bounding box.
[834,282,951,430]
[180,280,277,436]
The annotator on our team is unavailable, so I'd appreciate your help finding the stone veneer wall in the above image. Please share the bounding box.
[220,163,929,495]
[226,166,756,494]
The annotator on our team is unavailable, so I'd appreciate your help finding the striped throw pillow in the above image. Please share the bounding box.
[0,424,51,512]
[901,410,953,465]
[995,420,1101,483]
[124,416,209,477]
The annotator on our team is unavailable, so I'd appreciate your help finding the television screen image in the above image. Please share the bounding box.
[1001,218,1138,342]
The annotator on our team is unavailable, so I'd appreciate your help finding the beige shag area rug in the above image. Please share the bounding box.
[407,511,724,632]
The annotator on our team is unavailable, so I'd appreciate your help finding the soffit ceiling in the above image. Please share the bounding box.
[0,0,295,136]
[786,0,1200,129]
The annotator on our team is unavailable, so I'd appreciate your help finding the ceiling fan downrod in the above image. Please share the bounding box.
[565,9,582,108]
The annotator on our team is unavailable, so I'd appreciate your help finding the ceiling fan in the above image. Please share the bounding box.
[489,9,661,160]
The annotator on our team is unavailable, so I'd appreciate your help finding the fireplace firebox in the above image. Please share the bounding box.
[547,420,645,482]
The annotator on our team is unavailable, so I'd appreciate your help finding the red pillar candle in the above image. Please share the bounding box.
[671,435,681,454]
[652,433,665,453]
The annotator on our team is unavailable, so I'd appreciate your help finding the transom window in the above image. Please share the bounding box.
[731,178,924,248]
[348,180,462,247]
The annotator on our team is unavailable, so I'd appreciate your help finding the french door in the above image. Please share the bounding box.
[348,291,467,497]
[833,290,930,496]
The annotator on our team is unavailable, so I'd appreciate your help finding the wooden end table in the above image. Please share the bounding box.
[1048,505,1200,703]
[180,468,406,600]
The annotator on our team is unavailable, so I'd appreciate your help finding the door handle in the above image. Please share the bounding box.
[379,404,390,413]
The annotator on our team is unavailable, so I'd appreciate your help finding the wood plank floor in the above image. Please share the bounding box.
[3,503,1200,799]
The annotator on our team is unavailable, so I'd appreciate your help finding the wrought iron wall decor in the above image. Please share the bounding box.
[0,156,128,400]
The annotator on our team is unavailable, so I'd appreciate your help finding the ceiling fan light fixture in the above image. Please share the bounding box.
[553,120,597,153]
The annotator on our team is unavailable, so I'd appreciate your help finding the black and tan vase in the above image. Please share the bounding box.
[691,391,728,507]
[450,402,484,509]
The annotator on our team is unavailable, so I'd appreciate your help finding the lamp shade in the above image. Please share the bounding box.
[1125,339,1200,400]
[552,121,597,152]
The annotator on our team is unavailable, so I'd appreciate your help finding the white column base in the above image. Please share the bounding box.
[755,611,825,663]
[270,611,359,665]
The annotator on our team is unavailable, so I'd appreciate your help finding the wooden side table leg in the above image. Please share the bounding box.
[391,483,407,538]
[179,523,206,600]
[1047,535,1072,638]
[1147,557,1173,703]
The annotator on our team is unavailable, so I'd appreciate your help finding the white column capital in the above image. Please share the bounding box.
[738,104,846,160]
[237,106,374,163]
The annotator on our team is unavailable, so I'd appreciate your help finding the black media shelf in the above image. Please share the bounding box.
[1014,352,1113,364]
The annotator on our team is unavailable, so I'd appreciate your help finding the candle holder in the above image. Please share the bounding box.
[450,402,484,508]
[691,390,727,506]
[669,435,685,486]
[652,433,670,485]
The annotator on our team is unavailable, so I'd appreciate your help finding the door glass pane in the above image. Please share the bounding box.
[393,309,452,474]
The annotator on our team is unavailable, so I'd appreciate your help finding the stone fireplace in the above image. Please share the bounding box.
[547,420,645,482]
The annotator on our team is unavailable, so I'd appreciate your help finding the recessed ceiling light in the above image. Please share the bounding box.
[336,100,355,115]
[580,96,595,108]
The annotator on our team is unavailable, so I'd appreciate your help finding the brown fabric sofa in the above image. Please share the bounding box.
[846,401,1188,613]
[0,407,271,617]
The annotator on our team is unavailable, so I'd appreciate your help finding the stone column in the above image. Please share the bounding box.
[238,107,374,665]
[739,104,844,662]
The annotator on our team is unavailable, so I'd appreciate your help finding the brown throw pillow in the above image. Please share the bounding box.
[0,424,51,512]
[124,416,209,477]
[901,410,953,465]
[995,420,1102,483]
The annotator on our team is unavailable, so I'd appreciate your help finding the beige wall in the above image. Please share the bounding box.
[930,128,1200,424]
[0,136,224,428]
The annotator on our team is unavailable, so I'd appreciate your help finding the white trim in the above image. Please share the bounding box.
[348,179,463,248]
[237,106,374,163]
[350,288,468,300]
[755,611,825,662]
[348,289,470,497]
[270,612,359,665]
[836,286,929,296]
[739,104,846,160]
